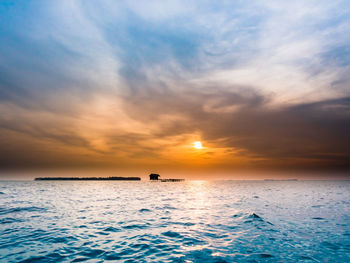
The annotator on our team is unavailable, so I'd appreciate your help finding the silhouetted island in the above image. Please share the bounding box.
[34,177,141,181]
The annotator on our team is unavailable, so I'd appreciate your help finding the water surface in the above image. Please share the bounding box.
[1,180,350,262]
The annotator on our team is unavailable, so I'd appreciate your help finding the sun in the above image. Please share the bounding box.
[193,141,203,149]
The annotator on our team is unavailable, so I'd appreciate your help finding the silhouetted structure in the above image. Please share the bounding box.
[160,179,184,182]
[34,177,140,181]
[149,173,184,182]
[149,174,160,180]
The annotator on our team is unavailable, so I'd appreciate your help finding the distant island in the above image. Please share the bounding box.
[264,179,298,181]
[34,177,141,181]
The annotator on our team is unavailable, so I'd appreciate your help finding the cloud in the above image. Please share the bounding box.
[0,0,350,172]
[118,83,350,169]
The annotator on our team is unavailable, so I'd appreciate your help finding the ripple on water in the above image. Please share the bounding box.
[79,248,105,258]
[172,221,195,226]
[232,213,244,218]
[0,217,24,224]
[0,206,47,215]
[322,241,340,251]
[160,205,177,210]
[180,248,229,263]
[122,223,150,230]
[312,217,325,220]
[162,231,182,238]
[103,252,121,261]
[19,255,47,263]
[130,243,150,252]
[139,208,152,213]
[103,226,121,232]
[259,253,274,258]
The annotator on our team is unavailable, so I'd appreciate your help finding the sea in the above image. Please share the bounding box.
[0,180,350,262]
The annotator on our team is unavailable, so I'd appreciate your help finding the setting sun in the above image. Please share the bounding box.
[194,141,203,149]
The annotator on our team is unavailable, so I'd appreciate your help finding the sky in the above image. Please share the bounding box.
[1,0,350,178]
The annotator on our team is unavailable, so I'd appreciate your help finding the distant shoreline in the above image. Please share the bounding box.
[34,177,141,181]
[264,179,298,181]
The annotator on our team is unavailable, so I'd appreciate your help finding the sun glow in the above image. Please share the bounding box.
[194,141,203,149]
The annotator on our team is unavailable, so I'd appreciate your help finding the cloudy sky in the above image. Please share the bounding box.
[1,0,350,176]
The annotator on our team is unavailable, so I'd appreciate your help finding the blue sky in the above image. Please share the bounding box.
[1,0,350,173]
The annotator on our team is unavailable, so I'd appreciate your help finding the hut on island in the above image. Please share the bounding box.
[149,173,160,180]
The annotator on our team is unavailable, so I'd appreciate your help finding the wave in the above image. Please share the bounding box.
[244,213,274,225]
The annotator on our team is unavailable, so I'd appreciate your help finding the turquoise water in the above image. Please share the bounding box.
[0,180,350,262]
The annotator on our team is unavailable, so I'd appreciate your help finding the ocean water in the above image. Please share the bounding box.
[0,180,350,262]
